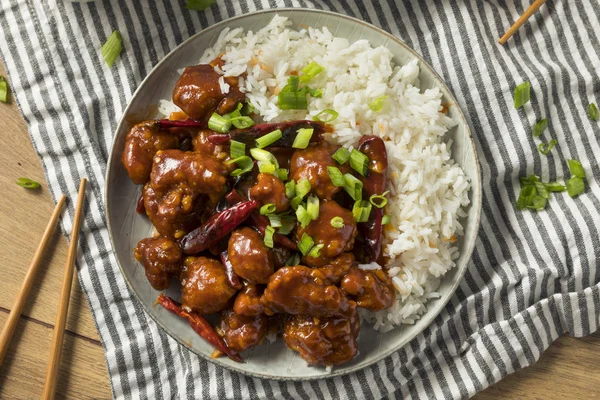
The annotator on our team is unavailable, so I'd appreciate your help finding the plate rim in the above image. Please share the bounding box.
[105,7,482,381]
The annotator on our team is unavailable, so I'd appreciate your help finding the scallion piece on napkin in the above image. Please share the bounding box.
[0,76,9,103]
[538,140,557,155]
[532,118,548,137]
[589,103,598,121]
[186,0,216,11]
[514,81,531,109]
[566,159,586,198]
[101,30,122,68]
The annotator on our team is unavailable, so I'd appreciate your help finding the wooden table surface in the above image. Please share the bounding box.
[0,62,598,400]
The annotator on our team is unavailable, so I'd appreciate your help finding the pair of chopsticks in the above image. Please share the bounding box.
[499,0,548,45]
[0,178,87,400]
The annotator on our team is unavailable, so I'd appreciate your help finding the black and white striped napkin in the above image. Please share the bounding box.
[1,0,598,398]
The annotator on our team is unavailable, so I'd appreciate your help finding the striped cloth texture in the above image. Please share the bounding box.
[1,0,599,398]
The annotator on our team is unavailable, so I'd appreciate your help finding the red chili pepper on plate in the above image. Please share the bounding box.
[180,200,258,254]
[156,294,243,363]
[220,250,242,290]
[208,120,326,147]
[155,118,206,129]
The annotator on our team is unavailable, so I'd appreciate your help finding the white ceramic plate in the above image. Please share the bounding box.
[105,8,482,380]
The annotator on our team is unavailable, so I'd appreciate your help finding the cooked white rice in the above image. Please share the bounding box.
[159,15,470,332]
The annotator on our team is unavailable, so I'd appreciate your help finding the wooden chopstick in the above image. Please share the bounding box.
[42,178,87,400]
[0,194,67,368]
[498,0,548,45]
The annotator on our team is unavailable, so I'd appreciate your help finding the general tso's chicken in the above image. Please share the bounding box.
[341,268,396,311]
[219,309,268,353]
[192,129,231,163]
[261,266,354,318]
[283,303,360,366]
[180,257,237,315]
[271,246,291,270]
[134,237,182,290]
[143,149,229,238]
[228,227,274,284]
[317,253,356,285]
[249,173,290,213]
[295,200,357,267]
[172,64,244,121]
[122,121,180,185]
[290,141,349,199]
[233,284,264,316]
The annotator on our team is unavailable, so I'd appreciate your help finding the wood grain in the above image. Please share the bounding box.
[0,60,598,399]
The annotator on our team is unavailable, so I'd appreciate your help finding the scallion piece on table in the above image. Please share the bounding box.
[352,200,372,222]
[230,116,255,129]
[268,214,282,228]
[285,180,296,199]
[264,225,275,248]
[514,82,531,109]
[285,252,301,266]
[382,215,392,225]
[370,191,389,208]
[568,159,585,178]
[0,76,8,103]
[256,129,282,148]
[260,203,277,215]
[208,112,232,133]
[292,128,314,149]
[228,156,254,177]
[566,177,585,198]
[297,233,315,256]
[538,140,557,155]
[101,30,122,68]
[327,166,345,187]
[230,140,246,159]
[300,61,325,83]
[306,195,319,220]
[308,244,324,258]
[332,147,351,164]
[369,95,388,112]
[295,204,312,228]
[186,0,216,10]
[312,109,339,123]
[278,215,296,235]
[16,177,41,189]
[532,118,548,137]
[589,103,598,121]
[330,216,344,229]
[344,173,363,201]
[349,149,369,176]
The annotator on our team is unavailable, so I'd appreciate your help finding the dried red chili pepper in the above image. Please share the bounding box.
[180,200,258,254]
[208,120,326,147]
[157,295,243,363]
[220,250,242,290]
[155,118,206,129]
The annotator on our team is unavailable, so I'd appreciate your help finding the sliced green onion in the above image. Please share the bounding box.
[313,109,339,123]
[382,215,392,225]
[344,173,363,201]
[241,102,255,116]
[278,215,296,235]
[259,163,276,176]
[278,91,308,110]
[285,252,301,266]
[568,159,585,179]
[0,76,8,103]
[327,166,345,187]
[527,195,547,210]
[186,0,216,10]
[292,128,314,149]
[567,177,585,198]
[101,30,122,68]
[306,195,320,220]
[308,244,324,258]
[330,216,344,229]
[285,180,296,199]
[532,118,548,137]
[352,200,372,222]
[538,140,557,155]
[332,148,351,165]
[230,140,245,159]
[260,203,277,215]
[295,204,312,228]
[295,178,311,199]
[544,182,566,192]
[264,226,275,248]
[276,168,288,181]
[268,214,282,228]
[369,95,388,112]
[307,87,323,98]
[229,103,243,118]
[208,112,232,133]
[514,82,531,109]
[589,103,598,121]
[16,177,41,189]
[300,61,325,83]
[287,76,300,92]
[350,149,369,177]
[290,197,303,210]
[250,148,278,165]
[230,116,255,129]
[228,156,254,177]
[297,233,315,256]
[369,191,389,208]
[256,129,282,148]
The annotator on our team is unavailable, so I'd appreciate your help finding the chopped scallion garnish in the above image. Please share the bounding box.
[307,87,323,98]
[568,159,585,179]
[332,148,351,164]
[295,178,311,200]
[382,215,392,225]
[308,244,324,258]
[295,204,312,228]
[278,215,296,235]
[101,30,122,68]
[230,116,255,129]
[250,148,278,165]
[306,195,319,220]
[532,118,548,137]
[369,95,388,112]
[241,102,255,116]
[330,216,344,229]
[285,252,301,266]
[260,203,277,215]
[228,156,254,177]
[258,162,276,175]
[349,149,369,176]
[300,61,325,83]
[344,173,363,201]
[264,226,275,248]
[208,113,232,133]
[352,200,372,222]
[514,81,531,109]
[0,76,8,103]
[285,180,296,199]
[277,168,288,181]
[369,191,389,208]
[268,214,282,228]
[313,109,339,123]
[278,91,308,110]
[16,177,41,189]
[589,103,598,121]
[297,233,315,256]
[256,129,283,148]
[292,128,314,149]
[186,0,216,10]
[230,140,245,159]
[327,166,345,187]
